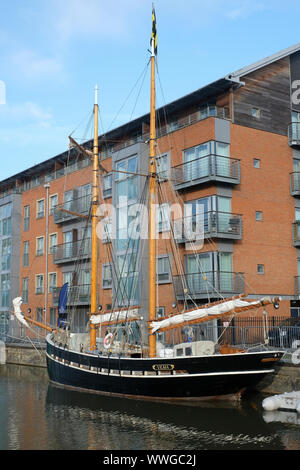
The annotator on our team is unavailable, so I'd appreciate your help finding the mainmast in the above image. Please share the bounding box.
[90,85,99,351]
[148,6,157,358]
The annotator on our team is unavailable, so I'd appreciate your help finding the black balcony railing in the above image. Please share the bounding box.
[53,194,92,223]
[174,271,245,300]
[52,284,91,306]
[172,154,240,189]
[292,222,300,246]
[174,211,242,242]
[288,122,300,146]
[52,238,91,264]
[290,172,300,196]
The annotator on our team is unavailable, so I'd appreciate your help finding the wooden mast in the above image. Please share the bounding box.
[148,6,157,358]
[90,85,99,351]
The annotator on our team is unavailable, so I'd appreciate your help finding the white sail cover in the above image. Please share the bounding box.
[13,297,29,328]
[149,298,268,333]
[90,308,140,325]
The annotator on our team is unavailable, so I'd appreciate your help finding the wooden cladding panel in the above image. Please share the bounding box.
[233,57,291,136]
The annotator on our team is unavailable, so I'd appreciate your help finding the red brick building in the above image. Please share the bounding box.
[1,44,300,338]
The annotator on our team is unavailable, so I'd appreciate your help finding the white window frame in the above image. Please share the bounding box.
[35,274,44,294]
[36,198,45,219]
[36,236,45,256]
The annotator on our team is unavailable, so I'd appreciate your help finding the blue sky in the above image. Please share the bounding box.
[0,0,300,180]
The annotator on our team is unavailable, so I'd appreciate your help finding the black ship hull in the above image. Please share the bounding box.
[46,335,283,400]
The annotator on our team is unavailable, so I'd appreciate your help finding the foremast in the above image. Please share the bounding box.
[90,85,99,351]
[148,6,158,358]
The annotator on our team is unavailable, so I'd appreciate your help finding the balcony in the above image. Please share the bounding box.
[52,238,91,264]
[172,155,240,191]
[295,276,300,297]
[288,123,300,147]
[174,271,245,300]
[52,284,91,306]
[53,194,92,224]
[292,222,300,246]
[290,172,300,196]
[175,211,242,243]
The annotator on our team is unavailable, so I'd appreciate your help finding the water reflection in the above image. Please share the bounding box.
[1,364,300,450]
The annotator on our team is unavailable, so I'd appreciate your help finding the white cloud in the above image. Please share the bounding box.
[51,0,143,42]
[10,49,65,81]
[0,101,52,124]
[224,1,268,20]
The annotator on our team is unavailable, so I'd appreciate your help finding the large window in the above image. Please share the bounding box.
[115,155,139,306]
[22,278,29,304]
[1,238,11,271]
[49,194,58,215]
[0,274,10,307]
[23,241,29,267]
[23,205,30,231]
[35,274,44,294]
[185,251,234,293]
[102,264,113,289]
[0,203,12,236]
[36,236,44,256]
[157,255,171,284]
[48,273,57,293]
[183,141,230,182]
[36,199,45,219]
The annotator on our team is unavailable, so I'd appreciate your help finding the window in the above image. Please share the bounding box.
[50,307,57,327]
[253,159,261,168]
[102,264,112,289]
[49,194,58,214]
[0,274,10,307]
[22,278,29,304]
[63,271,74,287]
[156,307,165,342]
[157,203,170,232]
[0,203,12,236]
[257,264,264,274]
[23,205,30,231]
[102,173,112,198]
[36,199,45,219]
[35,274,44,294]
[115,156,138,202]
[49,233,57,254]
[156,153,170,181]
[36,236,44,256]
[256,211,263,221]
[48,273,57,293]
[36,308,43,323]
[157,255,171,283]
[23,241,29,267]
[251,107,261,119]
[1,238,11,271]
[102,217,113,243]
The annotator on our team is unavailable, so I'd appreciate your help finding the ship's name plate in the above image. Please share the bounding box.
[152,364,174,371]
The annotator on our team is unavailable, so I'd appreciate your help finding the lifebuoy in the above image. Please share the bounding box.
[103,332,114,349]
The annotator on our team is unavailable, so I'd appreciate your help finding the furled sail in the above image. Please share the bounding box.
[90,308,141,326]
[149,296,279,333]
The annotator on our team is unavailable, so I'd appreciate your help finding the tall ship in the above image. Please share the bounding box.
[13,6,284,401]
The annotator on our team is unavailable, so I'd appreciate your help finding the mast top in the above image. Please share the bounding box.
[94,85,98,106]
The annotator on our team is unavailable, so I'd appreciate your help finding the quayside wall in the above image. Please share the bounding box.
[3,344,300,395]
